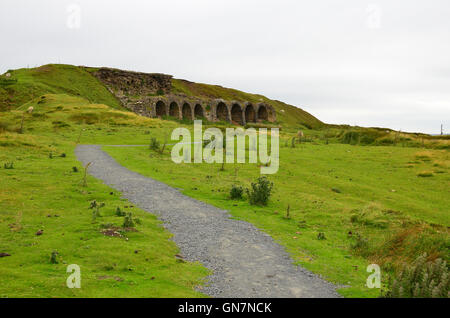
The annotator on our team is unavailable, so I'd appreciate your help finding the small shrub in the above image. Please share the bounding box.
[123,212,135,228]
[72,166,78,173]
[48,152,53,159]
[60,153,66,158]
[3,162,14,169]
[115,207,126,217]
[89,200,105,221]
[384,253,449,298]
[230,184,244,200]
[247,176,273,206]
[317,232,326,240]
[134,218,142,225]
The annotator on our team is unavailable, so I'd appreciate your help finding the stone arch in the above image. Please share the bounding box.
[155,100,167,117]
[257,104,268,121]
[231,103,244,125]
[216,101,229,122]
[182,102,193,120]
[169,101,180,118]
[194,104,204,119]
[244,103,256,123]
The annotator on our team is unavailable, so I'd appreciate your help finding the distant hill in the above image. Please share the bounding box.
[0,64,323,129]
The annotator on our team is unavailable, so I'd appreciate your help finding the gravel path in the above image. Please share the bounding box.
[75,145,340,298]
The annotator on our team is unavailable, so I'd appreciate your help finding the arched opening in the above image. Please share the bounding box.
[182,102,192,120]
[245,104,256,123]
[216,102,229,122]
[231,103,243,125]
[155,101,166,117]
[194,104,204,119]
[169,102,179,118]
[258,105,268,121]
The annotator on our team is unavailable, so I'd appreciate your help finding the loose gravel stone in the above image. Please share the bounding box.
[75,145,340,298]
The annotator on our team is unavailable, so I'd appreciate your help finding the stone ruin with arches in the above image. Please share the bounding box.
[91,67,277,125]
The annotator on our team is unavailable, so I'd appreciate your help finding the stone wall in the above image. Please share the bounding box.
[93,67,276,125]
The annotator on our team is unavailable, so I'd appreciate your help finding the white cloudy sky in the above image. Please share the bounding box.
[1,0,449,134]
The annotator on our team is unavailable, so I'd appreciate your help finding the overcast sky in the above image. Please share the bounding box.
[1,0,449,134]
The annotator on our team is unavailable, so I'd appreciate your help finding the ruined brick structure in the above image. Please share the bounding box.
[92,67,276,125]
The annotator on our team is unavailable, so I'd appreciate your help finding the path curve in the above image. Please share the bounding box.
[75,145,340,298]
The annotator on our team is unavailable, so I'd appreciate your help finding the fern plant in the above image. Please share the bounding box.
[385,253,449,298]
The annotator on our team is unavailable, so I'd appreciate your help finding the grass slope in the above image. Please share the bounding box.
[0,63,324,130]
[0,95,208,297]
[0,64,122,111]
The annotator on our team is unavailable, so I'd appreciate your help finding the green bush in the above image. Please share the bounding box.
[230,184,244,200]
[247,176,273,206]
[384,253,449,298]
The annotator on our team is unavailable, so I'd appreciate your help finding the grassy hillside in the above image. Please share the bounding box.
[172,79,324,129]
[0,64,324,130]
[0,94,208,297]
[0,64,122,112]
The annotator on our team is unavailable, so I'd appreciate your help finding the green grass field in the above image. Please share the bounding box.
[103,139,449,297]
[0,65,449,298]
[0,95,209,297]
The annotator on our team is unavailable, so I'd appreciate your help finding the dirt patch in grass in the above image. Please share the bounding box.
[97,275,123,282]
[100,226,137,238]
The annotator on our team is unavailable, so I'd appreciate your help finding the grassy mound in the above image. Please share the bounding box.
[0,64,122,111]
